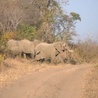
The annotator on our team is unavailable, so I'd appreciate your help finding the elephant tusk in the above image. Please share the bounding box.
[68,50,74,52]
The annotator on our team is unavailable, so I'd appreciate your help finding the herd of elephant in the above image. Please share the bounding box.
[6,39,74,64]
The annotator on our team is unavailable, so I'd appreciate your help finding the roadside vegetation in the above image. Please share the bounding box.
[74,38,98,64]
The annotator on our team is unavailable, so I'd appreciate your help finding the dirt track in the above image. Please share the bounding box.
[0,64,93,98]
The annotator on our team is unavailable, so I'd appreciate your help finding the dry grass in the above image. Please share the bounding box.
[0,54,5,65]
[0,58,66,88]
[74,39,98,64]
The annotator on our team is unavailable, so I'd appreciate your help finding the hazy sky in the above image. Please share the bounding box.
[62,0,98,40]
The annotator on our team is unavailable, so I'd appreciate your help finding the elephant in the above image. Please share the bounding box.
[6,39,20,58]
[6,39,40,58]
[34,41,73,63]
[18,39,40,58]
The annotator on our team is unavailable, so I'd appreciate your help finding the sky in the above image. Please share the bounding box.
[61,0,98,41]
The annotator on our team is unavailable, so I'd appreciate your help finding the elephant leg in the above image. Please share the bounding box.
[18,52,22,58]
[33,53,42,62]
[30,54,34,59]
[56,54,64,63]
[21,52,26,58]
[23,53,33,59]
[51,54,57,63]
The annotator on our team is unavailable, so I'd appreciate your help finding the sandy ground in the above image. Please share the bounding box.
[82,66,98,98]
[0,62,94,98]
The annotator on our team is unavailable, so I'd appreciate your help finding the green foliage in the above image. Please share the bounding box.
[70,12,81,21]
[17,24,37,40]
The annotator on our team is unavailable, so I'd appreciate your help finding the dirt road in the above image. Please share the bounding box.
[0,64,93,98]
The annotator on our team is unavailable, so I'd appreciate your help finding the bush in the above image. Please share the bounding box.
[0,32,16,48]
[17,24,37,40]
[1,32,16,41]
[75,39,98,63]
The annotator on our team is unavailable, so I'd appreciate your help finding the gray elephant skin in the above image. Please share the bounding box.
[6,39,20,57]
[6,39,40,58]
[34,42,72,63]
[18,39,40,58]
[55,50,73,63]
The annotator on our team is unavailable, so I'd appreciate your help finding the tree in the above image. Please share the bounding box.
[53,9,81,42]
[0,0,25,32]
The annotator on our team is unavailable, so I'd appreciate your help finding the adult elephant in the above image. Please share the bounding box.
[34,41,73,63]
[18,39,40,58]
[6,39,40,58]
[6,39,20,58]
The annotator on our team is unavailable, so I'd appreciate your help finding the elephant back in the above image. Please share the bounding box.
[18,39,34,53]
[33,39,40,47]
[7,39,19,49]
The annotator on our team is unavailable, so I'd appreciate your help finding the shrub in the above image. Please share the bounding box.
[75,39,98,63]
[17,24,37,40]
[0,32,16,48]
[1,32,16,41]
